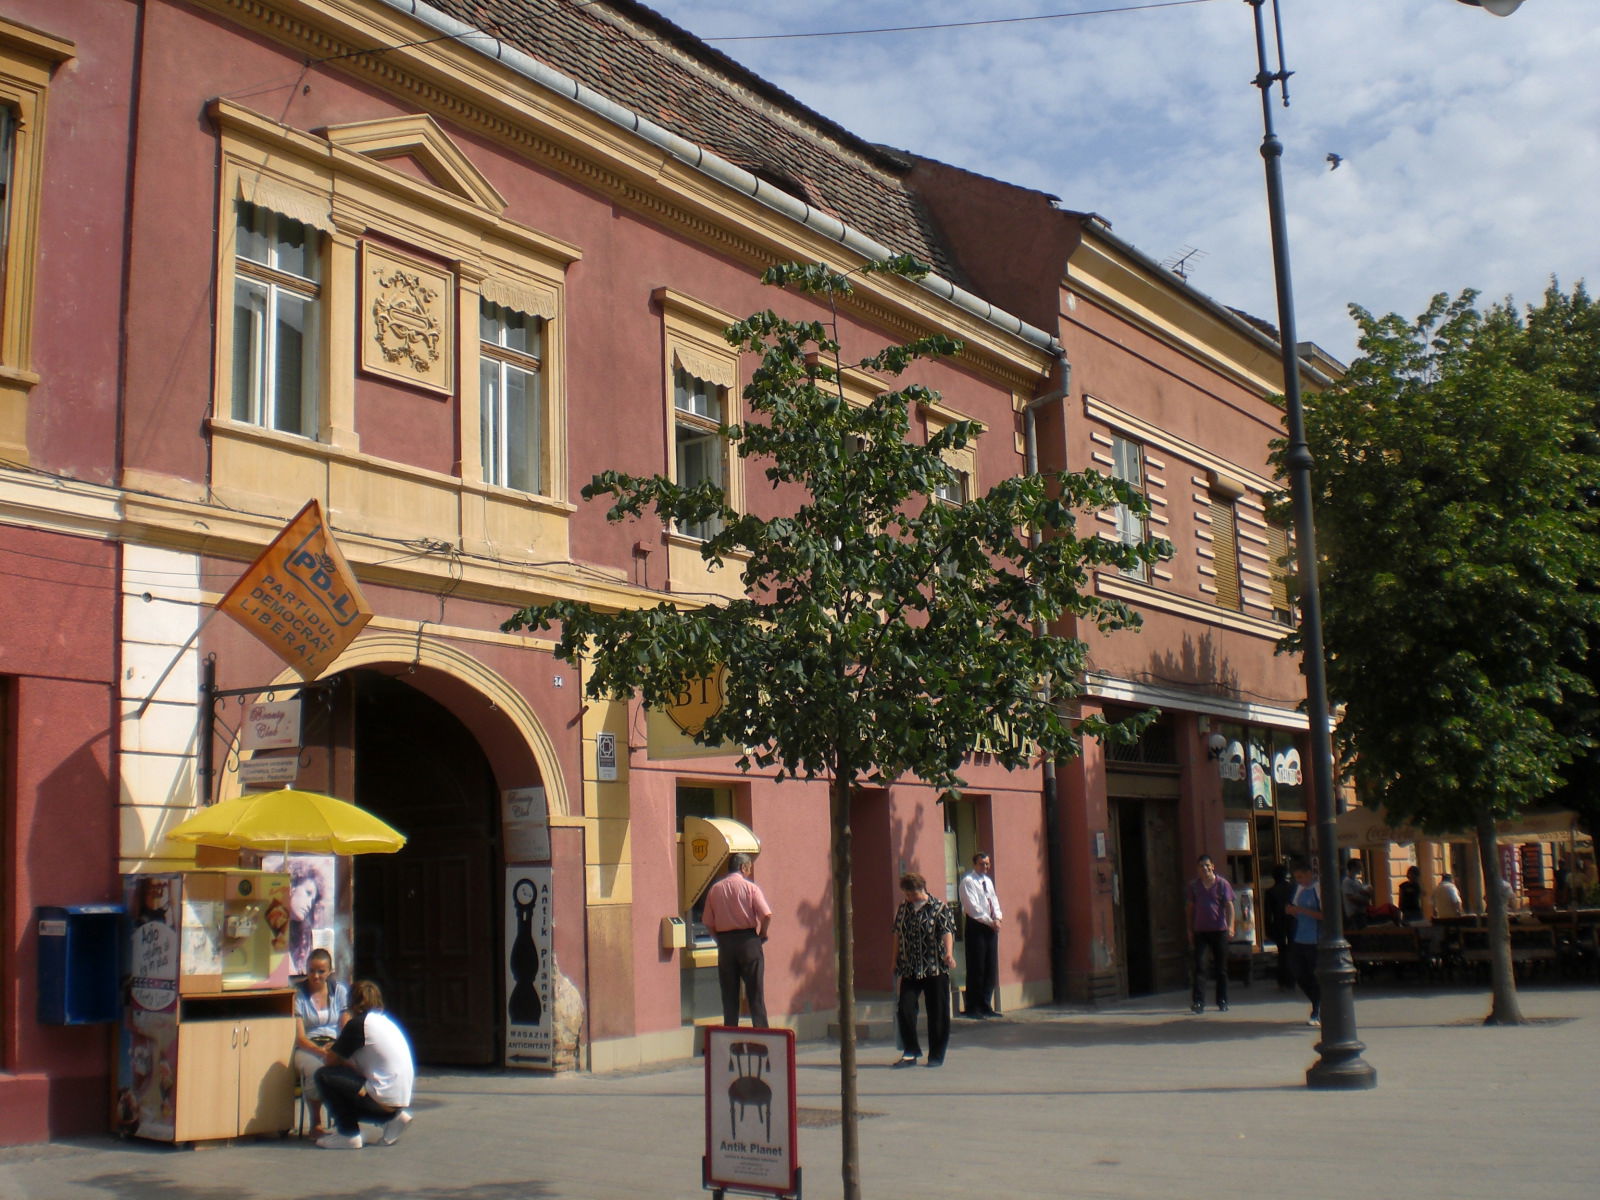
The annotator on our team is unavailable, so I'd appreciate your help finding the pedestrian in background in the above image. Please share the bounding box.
[701,852,772,1029]
[1342,859,1373,930]
[1185,854,1236,1014]
[958,851,1002,1018]
[1285,859,1322,1028]
[1398,866,1423,925]
[1432,871,1464,919]
[1265,861,1294,990]
[892,871,956,1068]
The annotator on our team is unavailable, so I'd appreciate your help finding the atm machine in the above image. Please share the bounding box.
[668,816,761,1023]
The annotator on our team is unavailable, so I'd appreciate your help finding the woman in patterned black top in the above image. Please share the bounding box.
[891,871,957,1067]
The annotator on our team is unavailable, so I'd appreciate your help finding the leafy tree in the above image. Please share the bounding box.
[503,258,1164,1197]
[1283,285,1600,1023]
[1515,283,1600,848]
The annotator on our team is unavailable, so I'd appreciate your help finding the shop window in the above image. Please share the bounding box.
[676,783,734,828]
[1271,730,1305,812]
[231,201,322,438]
[479,300,545,494]
[1110,435,1148,580]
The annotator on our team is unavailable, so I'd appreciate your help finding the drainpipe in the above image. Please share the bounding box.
[1026,353,1072,1003]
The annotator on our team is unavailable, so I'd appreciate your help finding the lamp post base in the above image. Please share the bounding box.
[1306,937,1377,1089]
[1307,1048,1378,1090]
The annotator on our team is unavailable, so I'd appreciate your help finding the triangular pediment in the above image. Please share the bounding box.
[322,114,505,214]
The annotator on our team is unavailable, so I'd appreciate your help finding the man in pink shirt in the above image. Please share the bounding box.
[701,853,773,1028]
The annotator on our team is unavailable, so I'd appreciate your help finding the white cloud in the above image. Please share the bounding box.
[644,0,1599,364]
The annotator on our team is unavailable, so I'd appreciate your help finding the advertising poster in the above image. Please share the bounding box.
[262,852,346,978]
[504,867,553,1069]
[704,1026,799,1197]
[117,874,182,1140]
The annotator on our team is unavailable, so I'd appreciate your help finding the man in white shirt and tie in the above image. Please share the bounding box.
[958,852,1003,1017]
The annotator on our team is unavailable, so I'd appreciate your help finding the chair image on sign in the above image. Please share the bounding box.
[726,1042,772,1142]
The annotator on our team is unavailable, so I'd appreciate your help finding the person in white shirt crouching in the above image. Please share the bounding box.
[314,979,415,1149]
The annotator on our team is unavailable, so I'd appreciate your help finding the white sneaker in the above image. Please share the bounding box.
[381,1110,413,1145]
[317,1130,363,1150]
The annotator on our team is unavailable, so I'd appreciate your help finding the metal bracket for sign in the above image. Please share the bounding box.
[703,1158,801,1200]
[196,656,341,805]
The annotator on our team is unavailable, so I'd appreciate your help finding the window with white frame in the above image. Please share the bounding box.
[674,365,726,540]
[479,300,545,494]
[1110,434,1148,579]
[927,410,975,506]
[231,201,320,437]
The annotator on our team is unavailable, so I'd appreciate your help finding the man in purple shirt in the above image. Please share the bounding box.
[1185,854,1236,1014]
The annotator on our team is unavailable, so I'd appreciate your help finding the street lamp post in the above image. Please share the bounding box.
[1242,0,1373,1089]
[1243,0,1522,1088]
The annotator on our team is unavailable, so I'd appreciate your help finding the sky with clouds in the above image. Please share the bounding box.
[640,0,1597,366]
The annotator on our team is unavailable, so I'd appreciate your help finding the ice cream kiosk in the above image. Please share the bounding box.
[115,870,297,1142]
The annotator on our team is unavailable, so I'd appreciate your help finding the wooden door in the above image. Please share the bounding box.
[1110,801,1144,996]
[236,1016,295,1134]
[1144,802,1187,991]
[173,1022,241,1142]
[353,672,499,1065]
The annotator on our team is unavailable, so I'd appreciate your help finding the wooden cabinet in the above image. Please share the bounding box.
[167,993,295,1143]
[118,871,298,1143]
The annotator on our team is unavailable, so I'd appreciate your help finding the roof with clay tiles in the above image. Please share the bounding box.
[423,0,960,280]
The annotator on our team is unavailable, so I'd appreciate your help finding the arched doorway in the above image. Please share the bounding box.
[348,670,499,1065]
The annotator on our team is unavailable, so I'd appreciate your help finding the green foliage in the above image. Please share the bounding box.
[1276,283,1600,833]
[503,259,1169,792]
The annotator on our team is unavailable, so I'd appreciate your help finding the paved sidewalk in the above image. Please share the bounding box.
[2,981,1595,1199]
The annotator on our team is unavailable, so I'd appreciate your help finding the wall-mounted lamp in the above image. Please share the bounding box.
[1206,732,1228,762]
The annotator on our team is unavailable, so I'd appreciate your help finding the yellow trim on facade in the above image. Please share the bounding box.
[188,0,1053,391]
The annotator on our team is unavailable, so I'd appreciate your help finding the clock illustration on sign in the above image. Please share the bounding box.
[509,878,542,1027]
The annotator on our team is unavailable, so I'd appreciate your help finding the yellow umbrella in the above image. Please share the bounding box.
[168,788,407,855]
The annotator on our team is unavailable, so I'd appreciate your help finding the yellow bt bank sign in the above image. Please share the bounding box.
[646,664,734,760]
[218,499,374,681]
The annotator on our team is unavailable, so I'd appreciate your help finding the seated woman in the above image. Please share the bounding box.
[292,948,349,1135]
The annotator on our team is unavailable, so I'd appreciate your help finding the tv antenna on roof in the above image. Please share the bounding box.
[1161,246,1207,281]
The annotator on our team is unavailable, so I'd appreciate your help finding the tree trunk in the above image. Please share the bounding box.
[830,776,861,1200]
[1474,806,1524,1025]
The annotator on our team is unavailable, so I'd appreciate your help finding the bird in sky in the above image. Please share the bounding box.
[1326,153,1343,171]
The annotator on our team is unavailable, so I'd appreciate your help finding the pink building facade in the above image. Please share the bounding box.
[0,0,1083,1140]
[911,158,1327,1002]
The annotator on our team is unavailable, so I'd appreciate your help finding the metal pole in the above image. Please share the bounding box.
[1026,360,1073,1002]
[198,654,217,807]
[1245,0,1375,1089]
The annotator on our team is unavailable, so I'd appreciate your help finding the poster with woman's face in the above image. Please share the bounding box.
[262,853,339,977]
